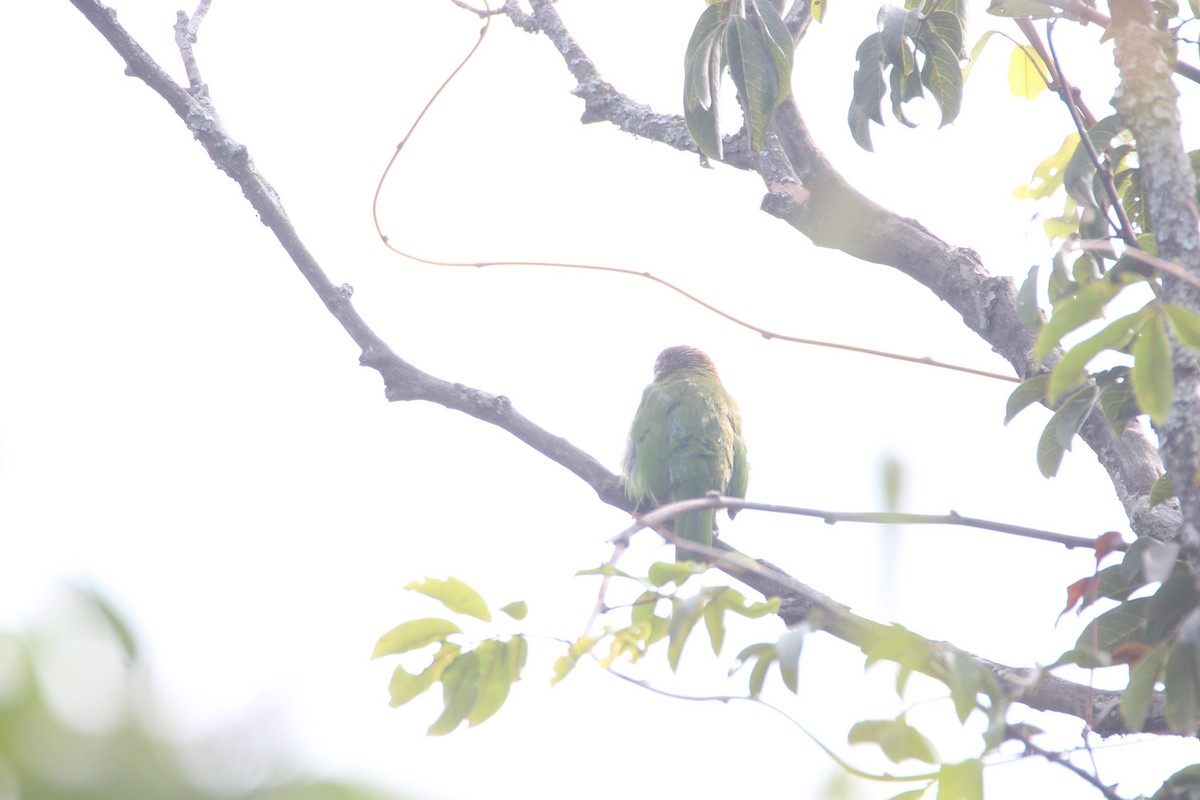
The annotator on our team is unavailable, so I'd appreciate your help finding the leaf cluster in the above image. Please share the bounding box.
[683,0,794,159]
[847,0,967,150]
[373,577,528,735]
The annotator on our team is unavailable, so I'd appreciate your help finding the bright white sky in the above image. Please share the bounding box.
[3,1,1199,798]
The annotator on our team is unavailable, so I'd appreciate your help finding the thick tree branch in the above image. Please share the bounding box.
[1109,0,1200,560]
[507,0,1179,544]
[66,0,1174,739]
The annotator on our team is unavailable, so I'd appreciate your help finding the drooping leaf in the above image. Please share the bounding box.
[917,29,963,126]
[406,577,491,621]
[1074,597,1151,665]
[1164,303,1200,349]
[776,629,805,693]
[1131,312,1174,424]
[1047,309,1145,403]
[387,642,461,707]
[937,758,984,800]
[667,594,707,671]
[1034,278,1124,365]
[1036,385,1097,476]
[427,649,480,735]
[1064,114,1128,211]
[849,33,886,150]
[373,618,462,658]
[468,636,527,727]
[1164,625,1200,733]
[849,717,940,764]
[1015,264,1043,332]
[1123,641,1168,731]
[552,635,599,686]
[1004,374,1048,425]
[749,0,794,108]
[1008,44,1048,99]
[724,14,779,151]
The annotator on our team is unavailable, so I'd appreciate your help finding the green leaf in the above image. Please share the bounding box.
[1054,384,1098,448]
[1035,278,1124,365]
[704,595,727,656]
[724,14,779,151]
[1097,367,1138,433]
[1014,134,1077,201]
[849,717,940,764]
[468,636,527,727]
[648,560,704,587]
[749,0,794,108]
[1132,313,1174,424]
[1123,641,1168,732]
[917,32,962,126]
[1164,303,1200,349]
[937,758,983,800]
[1074,597,1151,665]
[373,618,462,658]
[406,577,491,621]
[776,629,805,693]
[1008,44,1047,99]
[1004,374,1048,425]
[1015,264,1043,333]
[1150,473,1176,507]
[387,642,461,707]
[683,4,726,160]
[1047,310,1144,403]
[988,0,1059,17]
[499,601,528,621]
[1063,115,1127,210]
[849,33,886,151]
[748,647,775,697]
[1165,630,1200,732]
[552,635,598,685]
[667,594,707,671]
[428,649,479,735]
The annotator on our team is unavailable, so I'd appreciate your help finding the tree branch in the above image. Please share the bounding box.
[65,0,1173,740]
[504,0,1179,544]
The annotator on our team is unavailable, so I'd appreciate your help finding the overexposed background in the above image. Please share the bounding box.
[3,2,1197,798]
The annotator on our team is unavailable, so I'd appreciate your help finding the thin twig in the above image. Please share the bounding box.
[616,494,1125,553]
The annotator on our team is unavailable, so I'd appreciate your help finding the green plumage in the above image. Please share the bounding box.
[621,346,749,560]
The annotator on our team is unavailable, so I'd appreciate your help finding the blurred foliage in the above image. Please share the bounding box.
[0,586,404,800]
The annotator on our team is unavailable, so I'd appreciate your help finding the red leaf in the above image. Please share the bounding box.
[1093,530,1125,562]
[1057,575,1099,624]
[1112,641,1152,666]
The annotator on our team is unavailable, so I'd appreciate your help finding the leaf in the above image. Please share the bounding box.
[1047,310,1144,403]
[1074,597,1151,665]
[373,618,462,658]
[1150,473,1176,507]
[988,0,1059,17]
[704,594,728,656]
[1008,44,1047,100]
[1064,114,1128,210]
[468,636,527,727]
[937,758,983,800]
[427,649,479,735]
[1122,640,1168,731]
[749,0,794,108]
[917,25,963,127]
[648,559,704,587]
[724,14,779,151]
[1132,312,1174,424]
[1154,765,1200,800]
[1004,374,1048,425]
[500,601,528,620]
[1034,278,1124,365]
[776,629,805,693]
[1014,134,1078,201]
[849,718,940,764]
[552,635,599,686]
[667,594,707,671]
[1165,628,1200,733]
[1164,303,1200,349]
[1015,264,1043,333]
[387,642,461,707]
[684,36,723,159]
[406,577,491,621]
[848,34,886,150]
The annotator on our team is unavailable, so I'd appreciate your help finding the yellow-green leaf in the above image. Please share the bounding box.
[1132,314,1174,424]
[406,577,491,621]
[1150,473,1176,507]
[1164,303,1200,349]
[499,601,528,621]
[1035,278,1123,365]
[427,651,479,736]
[373,618,462,658]
[387,642,461,707]
[1008,44,1047,99]
[776,629,805,693]
[1122,641,1168,731]
[1048,310,1143,403]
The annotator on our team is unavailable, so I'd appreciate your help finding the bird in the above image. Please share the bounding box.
[621,345,749,560]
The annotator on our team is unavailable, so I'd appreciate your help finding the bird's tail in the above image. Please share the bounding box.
[673,508,714,562]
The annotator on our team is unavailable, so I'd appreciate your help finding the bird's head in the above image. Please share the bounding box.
[654,345,718,381]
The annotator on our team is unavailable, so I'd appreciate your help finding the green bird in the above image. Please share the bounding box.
[621,345,749,560]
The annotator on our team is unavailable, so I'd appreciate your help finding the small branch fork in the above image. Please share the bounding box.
[65,0,1169,739]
